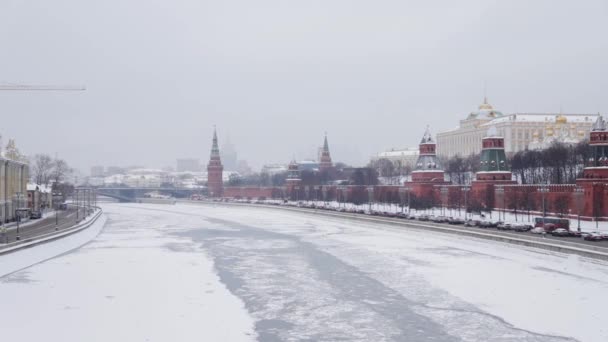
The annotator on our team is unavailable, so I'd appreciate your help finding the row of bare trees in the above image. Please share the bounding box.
[510,141,590,184]
[439,141,589,185]
[30,154,72,186]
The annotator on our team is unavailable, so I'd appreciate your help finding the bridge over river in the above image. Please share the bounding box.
[97,187,202,202]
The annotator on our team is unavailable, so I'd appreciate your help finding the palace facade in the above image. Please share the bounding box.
[436,98,598,158]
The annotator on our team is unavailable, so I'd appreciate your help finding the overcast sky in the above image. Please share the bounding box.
[1,0,607,173]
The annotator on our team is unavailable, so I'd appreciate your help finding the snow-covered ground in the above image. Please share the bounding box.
[0,205,256,342]
[2,202,608,341]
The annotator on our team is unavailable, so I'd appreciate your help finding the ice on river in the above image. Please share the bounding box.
[1,202,608,342]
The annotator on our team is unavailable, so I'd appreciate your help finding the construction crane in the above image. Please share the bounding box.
[0,83,86,91]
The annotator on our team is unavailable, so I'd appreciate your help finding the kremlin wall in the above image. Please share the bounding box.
[207,116,608,222]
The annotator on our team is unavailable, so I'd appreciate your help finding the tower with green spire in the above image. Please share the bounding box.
[476,126,512,181]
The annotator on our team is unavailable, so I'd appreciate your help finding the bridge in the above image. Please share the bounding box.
[97,187,204,202]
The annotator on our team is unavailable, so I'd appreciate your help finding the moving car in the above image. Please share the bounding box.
[30,211,42,219]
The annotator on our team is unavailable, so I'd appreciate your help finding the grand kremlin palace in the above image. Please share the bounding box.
[436,98,599,158]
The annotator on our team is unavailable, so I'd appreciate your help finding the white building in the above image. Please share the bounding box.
[436,98,598,158]
[370,147,419,169]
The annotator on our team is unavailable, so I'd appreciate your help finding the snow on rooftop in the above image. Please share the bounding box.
[485,113,599,125]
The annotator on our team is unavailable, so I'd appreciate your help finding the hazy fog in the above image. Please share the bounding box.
[1,0,606,173]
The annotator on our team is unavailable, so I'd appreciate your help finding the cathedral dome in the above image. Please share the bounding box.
[556,115,568,124]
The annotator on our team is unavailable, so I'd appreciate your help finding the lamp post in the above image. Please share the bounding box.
[398,188,406,213]
[539,185,550,227]
[75,188,79,222]
[461,186,470,220]
[304,186,310,205]
[14,192,23,241]
[405,186,412,215]
[440,187,448,217]
[366,186,374,212]
[495,186,504,222]
[574,187,584,232]
[322,186,328,206]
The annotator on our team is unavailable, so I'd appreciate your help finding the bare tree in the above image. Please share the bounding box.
[31,154,54,185]
[51,158,72,185]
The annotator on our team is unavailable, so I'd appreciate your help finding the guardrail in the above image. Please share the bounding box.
[0,208,104,256]
[178,200,608,262]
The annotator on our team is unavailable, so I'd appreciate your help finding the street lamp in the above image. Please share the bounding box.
[14,192,23,241]
[461,186,470,220]
[538,185,550,227]
[366,186,374,212]
[398,188,406,213]
[440,187,448,217]
[574,187,584,232]
[495,186,504,222]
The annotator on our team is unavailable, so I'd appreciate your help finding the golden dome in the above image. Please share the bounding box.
[556,114,567,124]
[532,130,540,138]
[546,125,554,137]
[578,130,586,137]
[478,96,493,110]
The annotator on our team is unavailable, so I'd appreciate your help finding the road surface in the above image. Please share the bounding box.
[1,208,81,244]
[1,203,607,342]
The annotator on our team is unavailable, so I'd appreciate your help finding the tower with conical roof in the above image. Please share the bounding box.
[319,133,333,172]
[411,126,445,182]
[207,127,224,197]
[285,159,302,200]
[404,126,450,203]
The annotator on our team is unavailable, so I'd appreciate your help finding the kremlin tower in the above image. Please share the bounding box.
[319,133,333,173]
[207,127,224,197]
[405,126,449,201]
[285,159,301,200]
[475,126,513,181]
[411,126,445,182]
[471,126,516,208]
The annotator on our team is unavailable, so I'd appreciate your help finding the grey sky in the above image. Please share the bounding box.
[1,0,606,173]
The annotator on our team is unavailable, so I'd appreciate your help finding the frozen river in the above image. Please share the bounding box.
[1,203,608,342]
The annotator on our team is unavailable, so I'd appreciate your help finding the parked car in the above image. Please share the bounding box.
[568,230,582,238]
[551,228,570,237]
[58,203,68,210]
[30,211,42,219]
[448,217,465,225]
[584,232,604,241]
[432,216,449,223]
[478,220,496,228]
[530,227,546,234]
[464,219,480,227]
[512,223,533,232]
[497,222,514,230]
[417,214,430,221]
